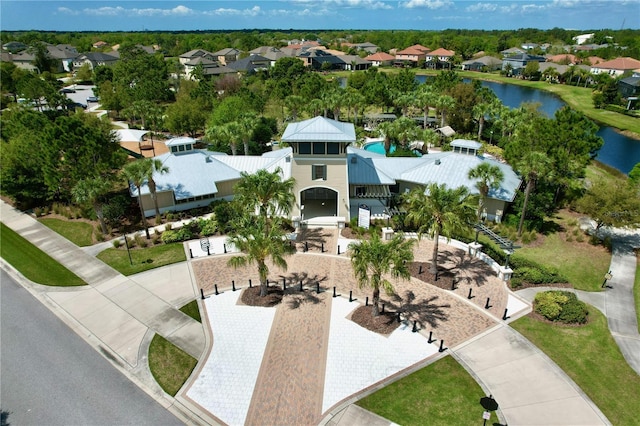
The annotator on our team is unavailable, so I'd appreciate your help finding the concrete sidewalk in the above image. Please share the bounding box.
[454,325,610,425]
[1,201,211,424]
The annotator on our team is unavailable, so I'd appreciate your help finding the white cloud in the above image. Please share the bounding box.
[465,3,498,13]
[204,5,262,17]
[401,0,453,9]
[287,0,392,9]
[57,7,80,16]
[76,4,196,17]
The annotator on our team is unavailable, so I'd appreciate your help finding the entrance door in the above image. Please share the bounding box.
[300,187,337,219]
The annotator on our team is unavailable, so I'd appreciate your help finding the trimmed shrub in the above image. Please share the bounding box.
[199,218,217,236]
[112,239,121,249]
[134,234,148,248]
[164,223,172,231]
[161,230,181,244]
[534,290,588,324]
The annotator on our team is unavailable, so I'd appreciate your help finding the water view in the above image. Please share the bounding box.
[413,75,640,174]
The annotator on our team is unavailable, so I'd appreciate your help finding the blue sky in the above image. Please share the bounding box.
[1,1,638,32]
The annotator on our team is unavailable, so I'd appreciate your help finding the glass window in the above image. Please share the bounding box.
[312,165,326,180]
[313,142,325,155]
[299,142,311,154]
[327,143,339,154]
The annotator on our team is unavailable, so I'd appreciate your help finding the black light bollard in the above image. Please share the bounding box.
[365,296,369,306]
[232,280,236,291]
[397,312,402,323]
[189,249,193,259]
[412,320,418,332]
[223,243,227,253]
[305,241,308,252]
[485,297,491,309]
[468,288,474,299]
[418,264,423,274]
[300,281,303,292]
[249,279,252,288]
[439,339,447,352]
[502,308,510,320]
[207,247,210,256]
[214,284,219,295]
[451,279,457,290]
[381,303,385,313]
[200,288,206,300]
[349,290,353,302]
[428,331,435,343]
[283,280,286,290]
[316,282,320,294]
[333,286,337,298]
[337,245,341,255]
[321,242,324,253]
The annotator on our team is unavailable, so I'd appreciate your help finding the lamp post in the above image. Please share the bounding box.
[489,130,493,145]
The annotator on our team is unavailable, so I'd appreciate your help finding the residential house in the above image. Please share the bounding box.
[340,42,379,54]
[591,57,640,77]
[461,55,502,71]
[394,44,430,66]
[364,52,395,67]
[92,41,108,49]
[183,56,234,79]
[521,42,538,50]
[618,76,640,98]
[249,46,290,66]
[502,53,546,76]
[130,117,520,225]
[424,48,456,69]
[501,47,525,56]
[179,49,217,65]
[547,54,578,65]
[338,55,371,71]
[227,54,271,73]
[573,33,594,45]
[298,49,344,70]
[2,41,27,52]
[213,48,242,65]
[73,52,119,70]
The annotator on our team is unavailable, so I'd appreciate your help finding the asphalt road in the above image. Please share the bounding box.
[0,269,184,426]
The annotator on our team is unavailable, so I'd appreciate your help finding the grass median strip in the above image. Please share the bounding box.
[148,334,197,396]
[97,243,186,276]
[179,300,202,323]
[357,356,497,426]
[39,218,94,246]
[512,308,640,425]
[0,222,86,286]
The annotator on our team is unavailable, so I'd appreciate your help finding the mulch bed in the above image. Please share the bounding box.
[350,305,401,335]
[408,261,456,290]
[241,285,284,307]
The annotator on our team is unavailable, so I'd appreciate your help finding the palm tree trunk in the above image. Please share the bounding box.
[518,180,533,237]
[477,117,484,140]
[230,143,237,156]
[384,136,391,155]
[431,227,440,277]
[243,140,250,156]
[259,262,268,297]
[136,190,150,239]
[372,287,380,316]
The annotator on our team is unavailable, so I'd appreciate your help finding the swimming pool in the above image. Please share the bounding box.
[363,141,422,157]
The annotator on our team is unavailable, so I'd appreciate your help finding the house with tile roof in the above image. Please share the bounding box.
[502,54,546,76]
[72,52,119,70]
[395,44,430,66]
[425,48,456,70]
[228,54,271,73]
[364,52,395,67]
[591,57,640,77]
[130,117,520,225]
[179,49,217,65]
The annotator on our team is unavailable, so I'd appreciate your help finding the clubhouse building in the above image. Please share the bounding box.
[128,116,521,225]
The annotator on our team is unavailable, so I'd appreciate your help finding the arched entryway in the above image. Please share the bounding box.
[300,187,338,220]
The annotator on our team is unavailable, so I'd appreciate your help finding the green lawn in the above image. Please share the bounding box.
[512,309,640,425]
[148,334,197,396]
[515,212,611,292]
[39,218,94,246]
[0,222,86,286]
[179,300,202,323]
[356,356,498,426]
[97,243,186,276]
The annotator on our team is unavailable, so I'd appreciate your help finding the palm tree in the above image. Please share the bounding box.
[416,85,437,129]
[233,167,296,227]
[472,102,494,141]
[393,116,421,150]
[123,160,151,239]
[237,114,257,155]
[403,184,475,277]
[227,215,295,297]
[516,151,552,237]
[349,233,415,316]
[72,176,111,235]
[467,163,504,221]
[377,121,396,155]
[143,158,169,220]
[435,95,455,127]
[285,95,305,121]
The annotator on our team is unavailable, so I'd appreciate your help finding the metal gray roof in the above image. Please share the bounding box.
[451,139,482,150]
[281,116,356,142]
